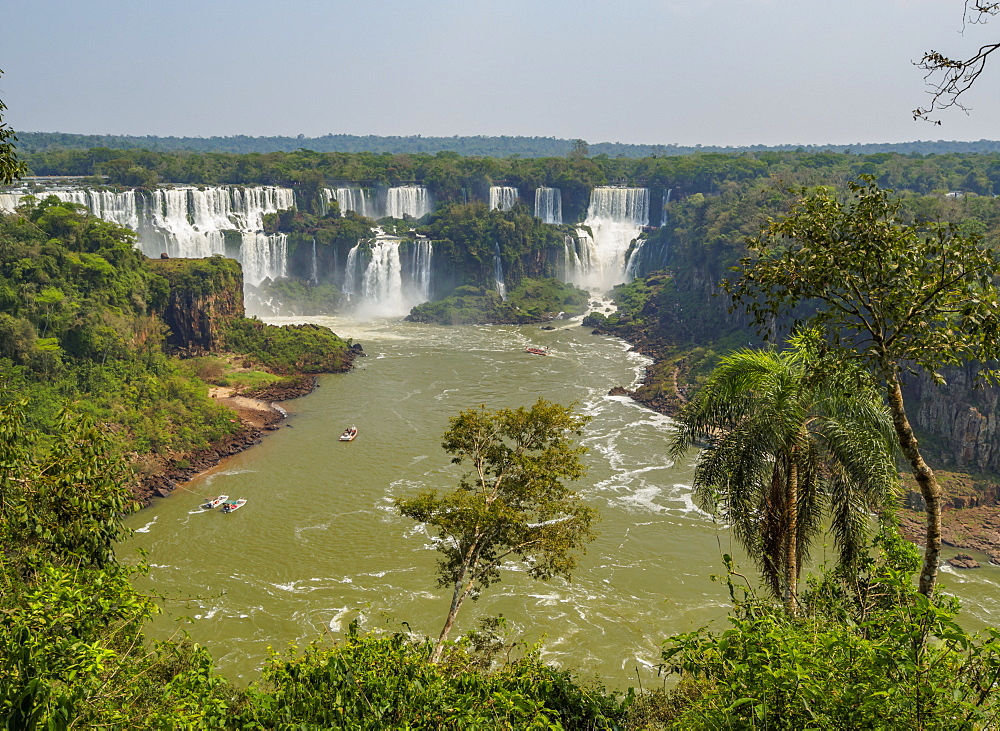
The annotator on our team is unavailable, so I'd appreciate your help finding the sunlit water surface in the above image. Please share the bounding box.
[121,314,1000,686]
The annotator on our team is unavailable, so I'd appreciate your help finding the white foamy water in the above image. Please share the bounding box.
[568,187,650,291]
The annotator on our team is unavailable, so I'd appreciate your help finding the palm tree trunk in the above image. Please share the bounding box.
[886,370,941,596]
[785,457,798,615]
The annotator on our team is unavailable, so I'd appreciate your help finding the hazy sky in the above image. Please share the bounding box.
[4,0,999,147]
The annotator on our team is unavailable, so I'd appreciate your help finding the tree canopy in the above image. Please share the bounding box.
[668,340,898,611]
[725,178,1000,595]
[395,399,597,662]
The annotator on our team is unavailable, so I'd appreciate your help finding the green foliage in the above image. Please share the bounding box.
[668,340,898,607]
[0,70,26,185]
[407,277,588,325]
[148,253,242,300]
[0,402,133,572]
[396,399,597,660]
[728,179,1000,378]
[224,317,353,374]
[726,178,1000,596]
[239,624,627,729]
[658,531,1000,729]
[416,202,567,287]
[0,401,237,728]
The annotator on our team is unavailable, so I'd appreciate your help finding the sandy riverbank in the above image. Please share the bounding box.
[134,376,318,506]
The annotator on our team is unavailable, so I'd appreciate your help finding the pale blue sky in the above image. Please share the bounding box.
[3,0,999,146]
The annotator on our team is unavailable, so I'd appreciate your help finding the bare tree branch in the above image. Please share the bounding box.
[914,1,1000,123]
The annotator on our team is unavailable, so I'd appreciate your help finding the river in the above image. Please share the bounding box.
[121,313,1000,687]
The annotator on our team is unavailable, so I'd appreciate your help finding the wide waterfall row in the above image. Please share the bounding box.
[534,187,562,225]
[567,187,650,291]
[0,186,295,286]
[490,186,519,212]
[342,237,434,317]
[321,186,432,220]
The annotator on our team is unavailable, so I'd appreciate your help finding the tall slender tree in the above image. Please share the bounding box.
[669,341,898,612]
[725,179,1000,596]
[396,399,597,663]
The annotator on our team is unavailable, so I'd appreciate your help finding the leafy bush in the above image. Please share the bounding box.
[238,624,628,730]
[656,530,1000,729]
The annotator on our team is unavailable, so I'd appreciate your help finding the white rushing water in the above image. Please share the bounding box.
[569,187,650,291]
[384,186,433,220]
[322,187,378,219]
[534,187,563,224]
[345,235,434,317]
[490,186,519,212]
[2,186,295,286]
[322,186,432,220]
[493,241,507,300]
[660,188,672,227]
[0,193,22,212]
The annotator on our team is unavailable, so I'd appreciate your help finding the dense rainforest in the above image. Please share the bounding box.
[16,130,1000,158]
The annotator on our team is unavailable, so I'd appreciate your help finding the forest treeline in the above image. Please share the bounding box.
[16,130,1000,158]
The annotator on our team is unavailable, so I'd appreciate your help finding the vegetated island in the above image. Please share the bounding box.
[0,195,359,507]
[406,278,588,325]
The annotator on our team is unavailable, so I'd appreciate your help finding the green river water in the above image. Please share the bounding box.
[121,314,1000,687]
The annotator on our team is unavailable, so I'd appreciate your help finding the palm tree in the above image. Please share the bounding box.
[669,343,898,613]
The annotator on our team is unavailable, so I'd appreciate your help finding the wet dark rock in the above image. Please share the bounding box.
[948,553,981,569]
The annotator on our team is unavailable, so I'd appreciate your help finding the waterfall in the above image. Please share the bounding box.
[324,187,378,218]
[407,239,434,303]
[324,186,432,220]
[490,186,519,212]
[534,187,562,224]
[361,241,405,317]
[493,242,507,300]
[311,238,318,285]
[344,236,434,318]
[569,187,649,291]
[0,193,21,212]
[145,187,294,284]
[384,186,432,219]
[48,189,143,230]
[660,188,672,227]
[8,185,296,286]
[343,244,361,300]
[563,234,586,282]
[241,233,288,286]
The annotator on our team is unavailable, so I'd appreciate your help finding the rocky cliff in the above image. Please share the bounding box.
[148,255,244,353]
[905,365,1000,473]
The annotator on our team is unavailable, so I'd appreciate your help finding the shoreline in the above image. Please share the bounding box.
[133,375,319,506]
